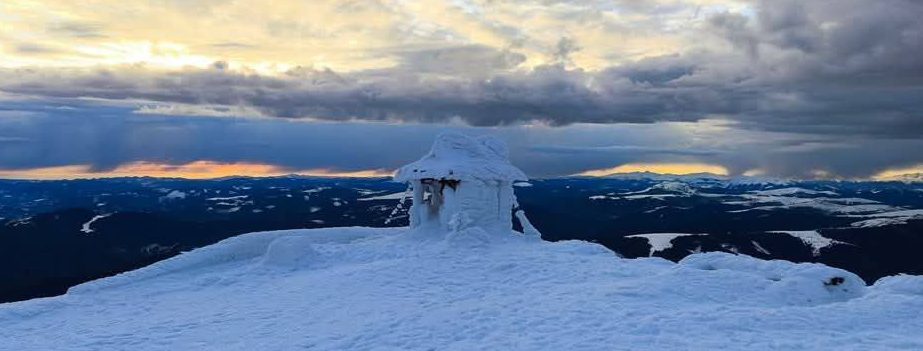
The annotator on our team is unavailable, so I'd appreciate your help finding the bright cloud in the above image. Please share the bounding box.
[0,0,750,72]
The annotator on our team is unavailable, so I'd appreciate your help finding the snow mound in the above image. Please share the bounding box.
[678,252,865,306]
[394,133,527,182]
[66,227,391,295]
[872,275,923,296]
[2,227,922,350]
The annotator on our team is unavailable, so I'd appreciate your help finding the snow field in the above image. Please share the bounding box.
[3,226,923,350]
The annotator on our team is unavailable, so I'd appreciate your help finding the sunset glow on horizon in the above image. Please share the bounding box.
[872,165,923,181]
[0,161,393,180]
[576,163,731,177]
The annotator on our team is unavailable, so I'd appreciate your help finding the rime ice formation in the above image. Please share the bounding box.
[395,132,533,236]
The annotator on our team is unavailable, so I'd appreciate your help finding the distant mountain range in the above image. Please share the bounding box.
[582,170,923,184]
[1,175,922,303]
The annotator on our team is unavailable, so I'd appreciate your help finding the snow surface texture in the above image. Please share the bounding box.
[850,209,923,228]
[3,226,923,350]
[357,192,408,201]
[724,193,894,215]
[592,171,794,186]
[589,182,908,219]
[160,190,186,200]
[651,181,695,194]
[589,182,695,201]
[750,187,838,196]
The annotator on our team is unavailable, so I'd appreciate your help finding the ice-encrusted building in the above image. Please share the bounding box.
[394,133,528,234]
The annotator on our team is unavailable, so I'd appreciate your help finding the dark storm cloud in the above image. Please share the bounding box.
[656,0,923,137]
[0,102,708,176]
[0,102,436,173]
[528,144,720,157]
[2,101,923,179]
[0,63,702,126]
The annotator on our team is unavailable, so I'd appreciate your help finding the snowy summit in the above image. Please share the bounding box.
[3,134,923,350]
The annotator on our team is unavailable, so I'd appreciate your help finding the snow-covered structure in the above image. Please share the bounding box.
[394,133,528,234]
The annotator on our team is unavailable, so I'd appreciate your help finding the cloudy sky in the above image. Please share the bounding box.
[1,0,921,179]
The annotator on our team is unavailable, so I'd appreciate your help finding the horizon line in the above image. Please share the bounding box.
[0,172,919,183]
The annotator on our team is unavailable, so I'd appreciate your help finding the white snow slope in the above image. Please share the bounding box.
[3,227,923,350]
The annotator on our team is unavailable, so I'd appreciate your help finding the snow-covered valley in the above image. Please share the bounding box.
[4,174,923,305]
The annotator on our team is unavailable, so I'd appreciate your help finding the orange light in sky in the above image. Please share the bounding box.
[871,164,923,181]
[0,161,393,180]
[576,162,730,177]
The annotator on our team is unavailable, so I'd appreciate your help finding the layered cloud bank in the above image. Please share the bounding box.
[2,0,921,133]
[1,0,922,178]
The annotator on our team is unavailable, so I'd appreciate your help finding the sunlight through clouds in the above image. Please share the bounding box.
[0,0,755,73]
